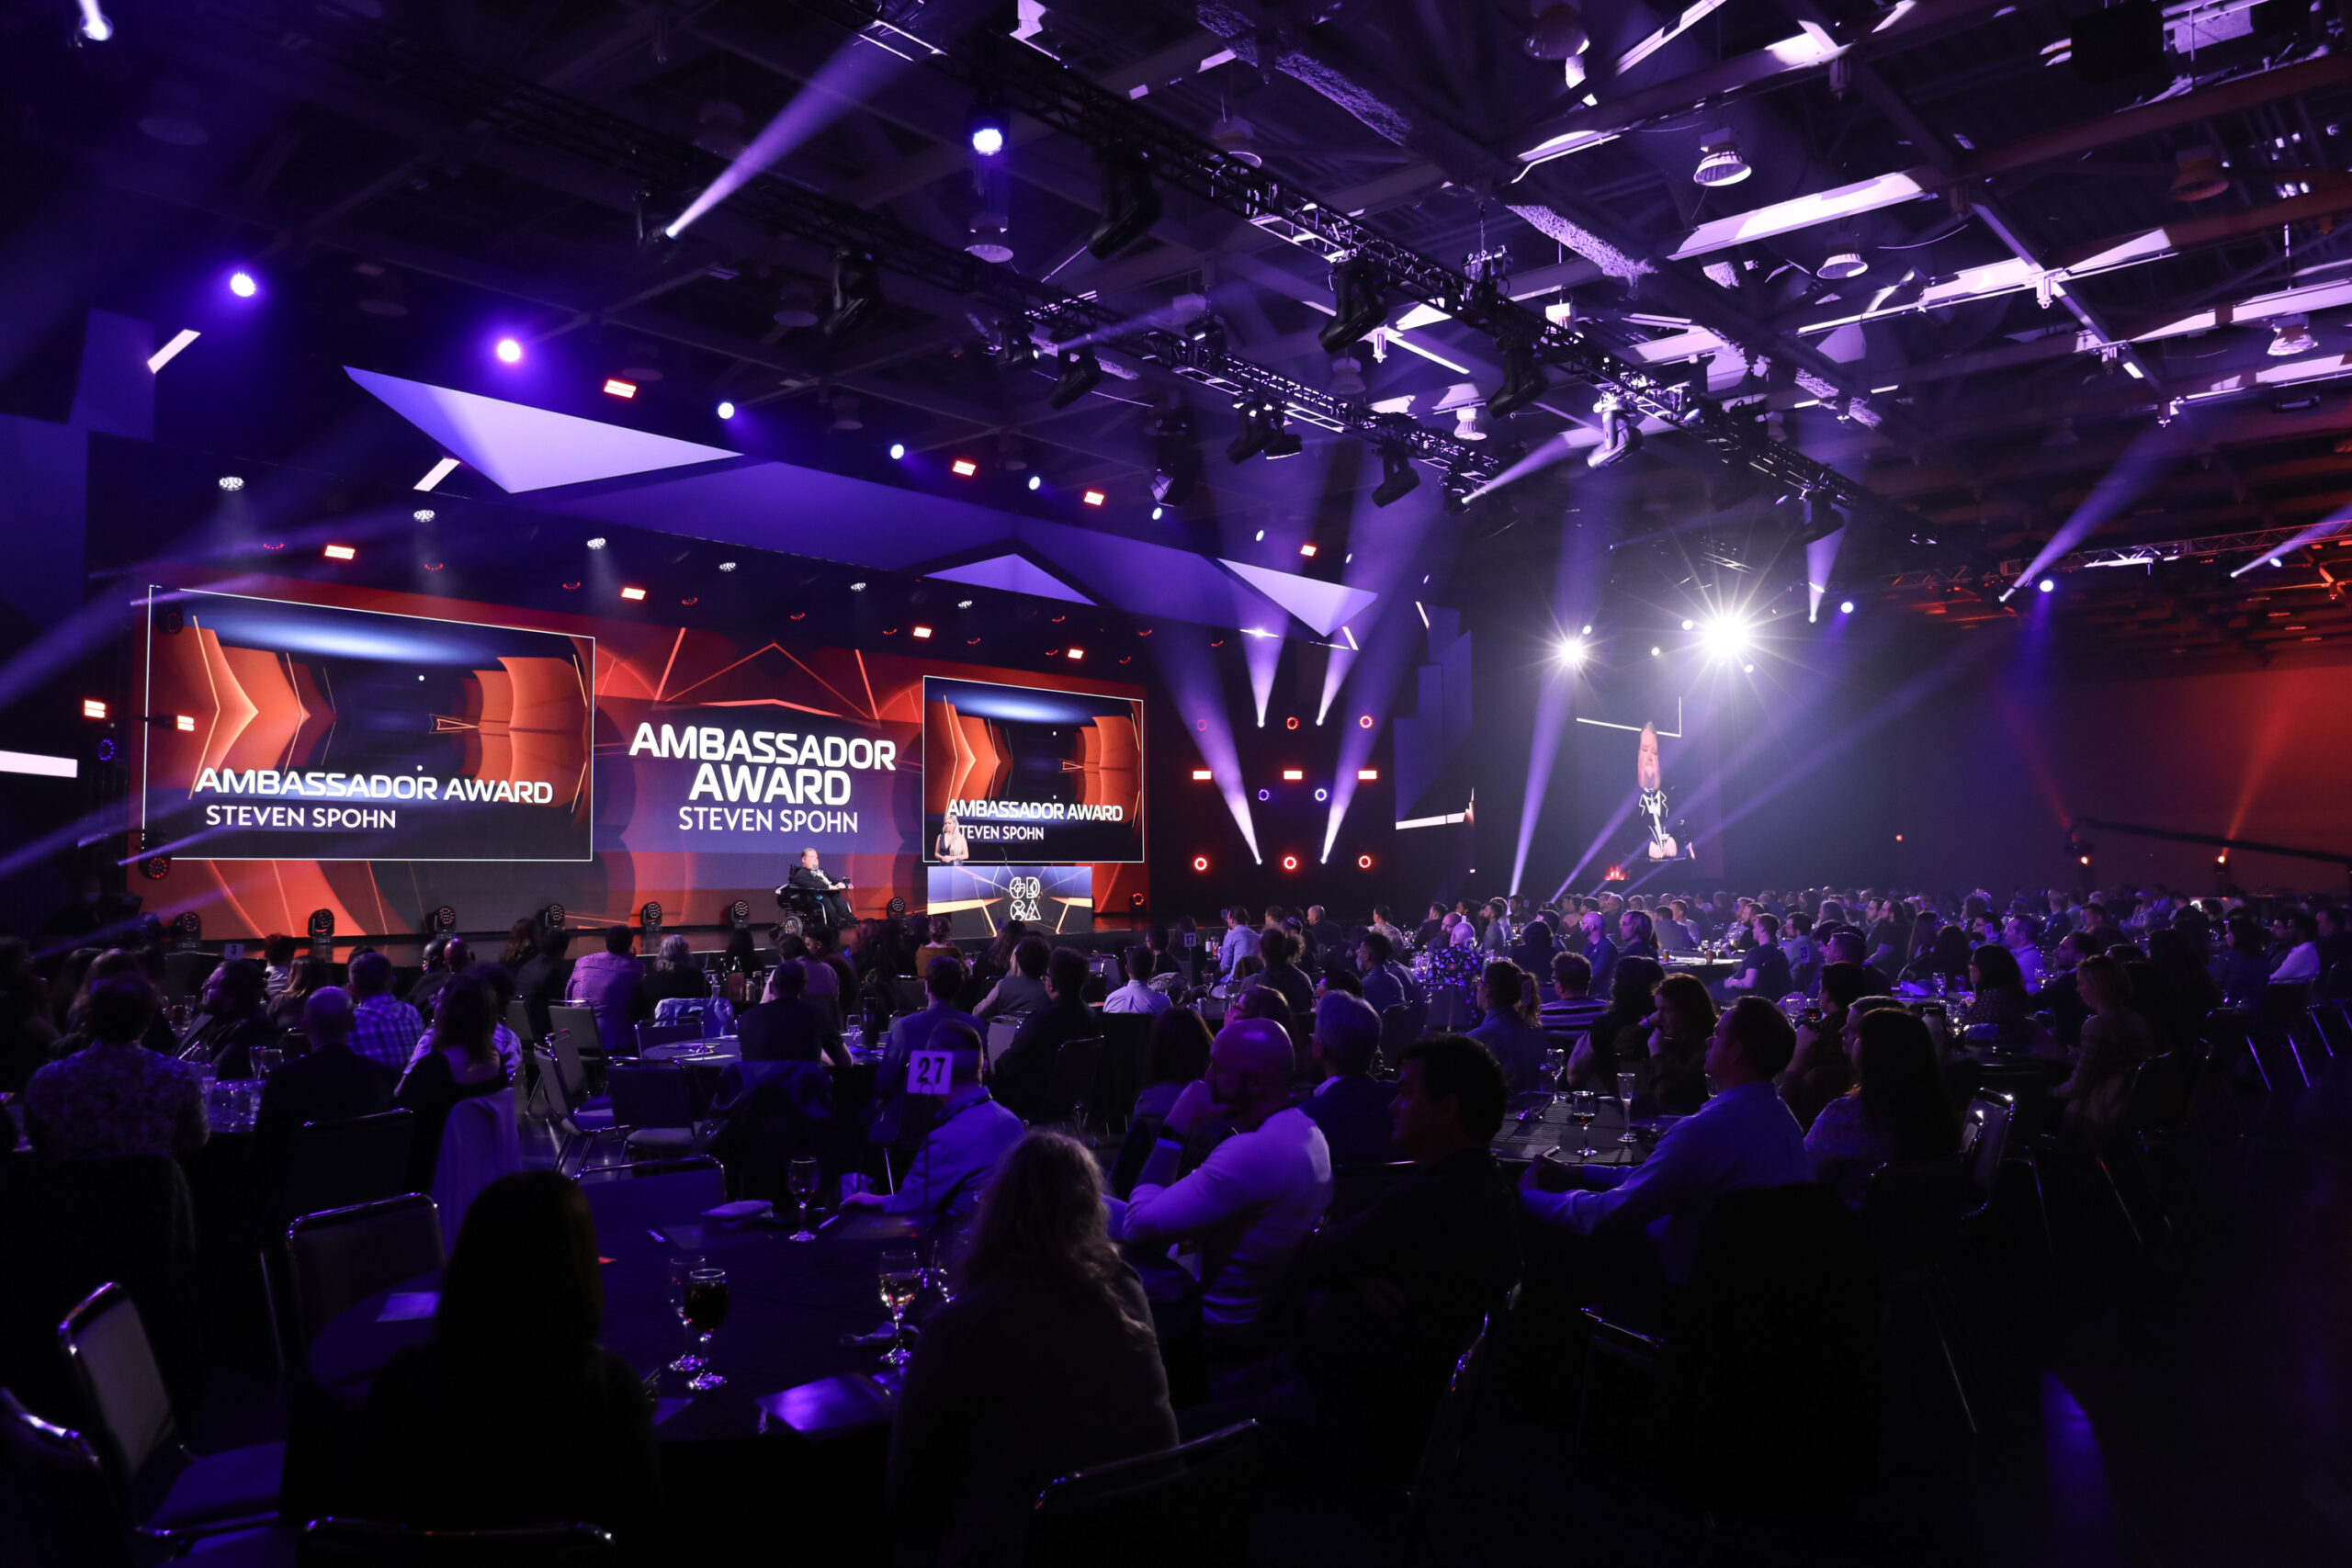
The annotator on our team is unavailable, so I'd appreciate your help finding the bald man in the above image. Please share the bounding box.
[251,986,398,1197]
[1117,1017,1334,1347]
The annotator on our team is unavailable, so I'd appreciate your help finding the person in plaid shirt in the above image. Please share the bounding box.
[347,951,425,1072]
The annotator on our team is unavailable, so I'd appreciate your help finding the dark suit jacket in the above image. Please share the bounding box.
[251,1043,398,1188]
[992,997,1094,1122]
[736,998,842,1065]
[513,953,572,1040]
[1298,1074,1397,1166]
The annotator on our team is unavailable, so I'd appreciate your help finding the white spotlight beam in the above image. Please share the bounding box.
[413,457,461,491]
[146,329,200,372]
[2228,503,2352,576]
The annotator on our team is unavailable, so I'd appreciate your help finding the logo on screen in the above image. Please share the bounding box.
[1009,876,1042,922]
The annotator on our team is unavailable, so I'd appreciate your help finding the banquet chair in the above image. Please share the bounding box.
[1961,1092,2015,1219]
[282,1111,416,1225]
[574,1158,727,1213]
[545,1005,605,1089]
[632,1021,702,1054]
[1033,1036,1104,1132]
[1862,1157,1977,1434]
[0,1385,139,1568]
[1405,1288,1518,1545]
[983,1017,1020,1068]
[503,1002,537,1048]
[1328,1159,1415,1225]
[603,1060,702,1160]
[284,1195,445,1349]
[651,996,735,1037]
[297,1517,614,1564]
[891,977,926,1015]
[1094,1011,1155,1134]
[1425,987,1467,1032]
[530,1047,608,1176]
[57,1283,284,1534]
[1026,1421,1264,1568]
[1376,1006,1415,1069]
[429,1091,519,1252]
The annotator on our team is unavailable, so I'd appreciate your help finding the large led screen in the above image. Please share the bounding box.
[922,677,1145,864]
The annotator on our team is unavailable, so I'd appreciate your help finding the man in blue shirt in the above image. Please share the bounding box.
[1579,911,1620,998]
[842,1021,1022,1228]
[1219,905,1261,980]
[1354,931,1422,1021]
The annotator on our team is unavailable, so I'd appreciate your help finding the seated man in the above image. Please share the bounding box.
[564,925,646,1061]
[841,1021,1023,1230]
[1540,951,1608,1032]
[1117,1018,1333,1350]
[783,846,854,931]
[25,974,207,1158]
[253,986,398,1196]
[1102,944,1171,1015]
[737,960,850,1068]
[1355,930,1422,1021]
[347,951,426,1073]
[1521,996,1809,1292]
[1823,929,1893,998]
[1721,912,1792,998]
[1296,992,1396,1165]
[990,947,1096,1122]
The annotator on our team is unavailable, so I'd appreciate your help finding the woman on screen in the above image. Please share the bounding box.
[935,809,970,865]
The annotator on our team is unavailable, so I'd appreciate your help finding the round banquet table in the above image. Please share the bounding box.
[288,1176,924,1550]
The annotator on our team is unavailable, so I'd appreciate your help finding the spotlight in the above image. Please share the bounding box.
[994,321,1041,373]
[823,248,884,340]
[1082,490,1106,506]
[1151,411,1201,503]
[1282,854,1299,872]
[322,544,356,561]
[849,581,868,592]
[1314,788,1329,803]
[75,1,113,42]
[1700,615,1748,660]
[1319,254,1387,353]
[228,270,258,299]
[413,508,435,523]
[718,561,738,572]
[1151,506,1164,520]
[1681,618,1696,631]
[1650,646,1661,657]
[1066,648,1083,660]
[1086,145,1161,258]
[956,599,973,608]
[716,400,737,420]
[889,443,907,460]
[1372,446,1421,507]
[1586,393,1644,468]
[1192,769,1213,781]
[1298,544,1317,558]
[912,626,933,638]
[1485,335,1547,419]
[83,698,107,719]
[1047,345,1103,409]
[1818,235,1868,280]
[217,475,244,492]
[494,337,523,364]
[603,378,639,399]
[1559,637,1586,667]
[1257,788,1271,802]
[1282,769,1305,782]
[1797,491,1843,541]
[1838,600,1855,615]
[1262,424,1302,459]
[2268,315,2315,356]
[1357,853,1374,870]
[967,96,1007,157]
[952,457,979,477]
[2038,578,2055,592]
[1357,768,1379,780]
[1193,856,1209,872]
[1227,398,1275,464]
[1694,129,1750,186]
[621,586,647,601]
[585,537,608,550]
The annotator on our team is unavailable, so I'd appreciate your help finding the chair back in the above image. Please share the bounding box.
[1329,1159,1416,1224]
[297,1517,615,1564]
[632,1021,702,1054]
[1407,1288,1516,1536]
[1860,1156,1971,1283]
[0,1387,135,1568]
[605,1060,695,1131]
[284,1110,416,1223]
[1962,1092,2013,1206]
[55,1283,174,1486]
[573,1159,726,1212]
[429,1092,520,1251]
[546,1006,602,1072]
[1027,1422,1264,1568]
[531,1048,573,1122]
[543,1023,592,1104]
[2120,1051,2195,1136]
[1034,1036,1104,1129]
[983,1017,1020,1067]
[1094,1011,1156,1133]
[891,977,927,1015]
[503,1002,536,1046]
[285,1195,445,1348]
[1377,1005,1415,1065]
[1426,987,1468,1032]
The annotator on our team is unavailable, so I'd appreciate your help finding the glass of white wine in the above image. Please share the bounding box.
[1616,1069,1641,1145]
[878,1246,922,1367]
[786,1157,820,1242]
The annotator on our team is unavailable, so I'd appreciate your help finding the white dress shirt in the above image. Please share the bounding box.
[1521,1079,1811,1282]
[1102,978,1171,1015]
[1120,1106,1332,1333]
[1218,925,1261,978]
[2273,942,2323,983]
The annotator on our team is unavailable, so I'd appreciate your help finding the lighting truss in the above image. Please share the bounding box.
[785,1,1886,518]
[202,1,1498,480]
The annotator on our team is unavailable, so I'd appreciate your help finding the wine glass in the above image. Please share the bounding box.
[786,1157,820,1242]
[1616,1069,1641,1145]
[926,1238,958,1305]
[666,1256,707,1374]
[878,1246,922,1368]
[683,1268,729,1391]
[1569,1089,1599,1164]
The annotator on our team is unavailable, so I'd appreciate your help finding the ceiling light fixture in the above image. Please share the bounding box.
[967,94,1008,157]
[413,509,435,524]
[1453,405,1488,442]
[1372,446,1420,507]
[585,537,607,550]
[322,545,356,561]
[1694,130,1750,186]
[2170,147,2230,202]
[227,270,258,299]
[1818,236,1868,280]
[1047,345,1103,408]
[1082,489,1107,506]
[493,337,523,365]
[952,457,979,477]
[1586,393,1643,468]
[1086,145,1161,257]
[2269,315,2315,356]
[829,392,864,432]
[718,561,737,572]
[621,586,646,601]
[603,378,638,399]
[216,474,244,492]
[1485,334,1546,419]
[1320,254,1387,353]
[823,248,884,340]
[716,400,736,420]
[1210,113,1261,167]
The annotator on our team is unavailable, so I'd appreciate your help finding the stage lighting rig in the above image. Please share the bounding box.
[967,92,1008,157]
[1151,411,1201,504]
[1586,394,1643,468]
[1047,345,1103,409]
[1797,491,1843,541]
[1086,145,1160,258]
[1441,468,1476,515]
[1486,334,1547,420]
[824,248,884,340]
[1319,254,1386,353]
[1372,446,1421,507]
[1228,397,1289,463]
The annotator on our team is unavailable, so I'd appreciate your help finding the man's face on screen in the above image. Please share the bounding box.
[1637,726,1660,791]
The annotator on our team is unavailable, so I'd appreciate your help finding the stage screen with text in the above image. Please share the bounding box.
[922,677,1145,864]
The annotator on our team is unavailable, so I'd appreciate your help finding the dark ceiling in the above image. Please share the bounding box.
[7,0,2352,667]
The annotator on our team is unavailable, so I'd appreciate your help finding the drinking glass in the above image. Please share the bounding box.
[878,1247,922,1368]
[786,1157,820,1242]
[254,1046,283,1077]
[683,1268,729,1391]
[926,1238,958,1305]
[666,1256,707,1374]
[1616,1070,1641,1145]
[1570,1089,1599,1163]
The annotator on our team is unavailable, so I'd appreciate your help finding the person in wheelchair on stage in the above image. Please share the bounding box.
[778,845,854,932]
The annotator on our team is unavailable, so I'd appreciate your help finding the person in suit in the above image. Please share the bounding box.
[405,937,470,1021]
[991,948,1095,1122]
[251,986,397,1195]
[736,960,850,1067]
[785,846,854,930]
[1297,991,1396,1165]
[178,957,280,1080]
[512,926,572,1043]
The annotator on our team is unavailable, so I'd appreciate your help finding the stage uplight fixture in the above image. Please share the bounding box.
[956,599,973,608]
[1082,490,1106,506]
[1282,854,1299,872]
[1357,853,1373,870]
[1028,475,1043,491]
[1314,787,1329,802]
[952,457,978,477]
[1299,543,1317,558]
[217,475,244,492]
[413,509,435,523]
[175,715,196,732]
[322,544,356,561]
[1151,506,1164,520]
[494,337,523,365]
[1193,856,1209,872]
[603,378,638,399]
[716,400,737,420]
[228,270,258,299]
[1066,648,1083,660]
[1359,715,1374,728]
[621,586,647,601]
[1257,788,1271,802]
[850,581,867,592]
[1282,769,1305,782]
[718,561,738,572]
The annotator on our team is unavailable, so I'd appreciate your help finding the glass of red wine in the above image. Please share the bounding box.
[684,1268,729,1391]
[666,1255,706,1374]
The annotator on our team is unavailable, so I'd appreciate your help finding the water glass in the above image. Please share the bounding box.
[878,1246,921,1367]
[684,1268,729,1391]
[786,1157,820,1242]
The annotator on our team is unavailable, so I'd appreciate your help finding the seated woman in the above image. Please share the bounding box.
[356,1171,661,1551]
[1468,960,1552,1096]
[973,935,1050,1022]
[888,1131,1177,1564]
[915,915,959,976]
[1804,1006,1961,1207]
[1131,1007,1214,1124]
[266,953,326,1032]
[1565,955,1664,1091]
[393,975,511,1192]
[2052,954,2153,1151]
[1781,963,1873,1131]
[639,933,708,1008]
[1634,973,1717,1114]
[1958,942,2037,1047]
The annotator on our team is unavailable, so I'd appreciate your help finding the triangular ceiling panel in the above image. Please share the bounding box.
[925,553,1096,604]
[1218,559,1381,637]
[345,367,739,492]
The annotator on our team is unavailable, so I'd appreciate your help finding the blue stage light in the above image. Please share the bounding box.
[2038,578,2054,593]
[889,443,906,460]
[228,271,257,299]
[716,401,736,420]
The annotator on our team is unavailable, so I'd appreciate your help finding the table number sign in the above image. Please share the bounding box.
[906,1050,954,1095]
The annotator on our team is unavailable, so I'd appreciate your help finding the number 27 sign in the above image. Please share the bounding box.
[906,1050,954,1095]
